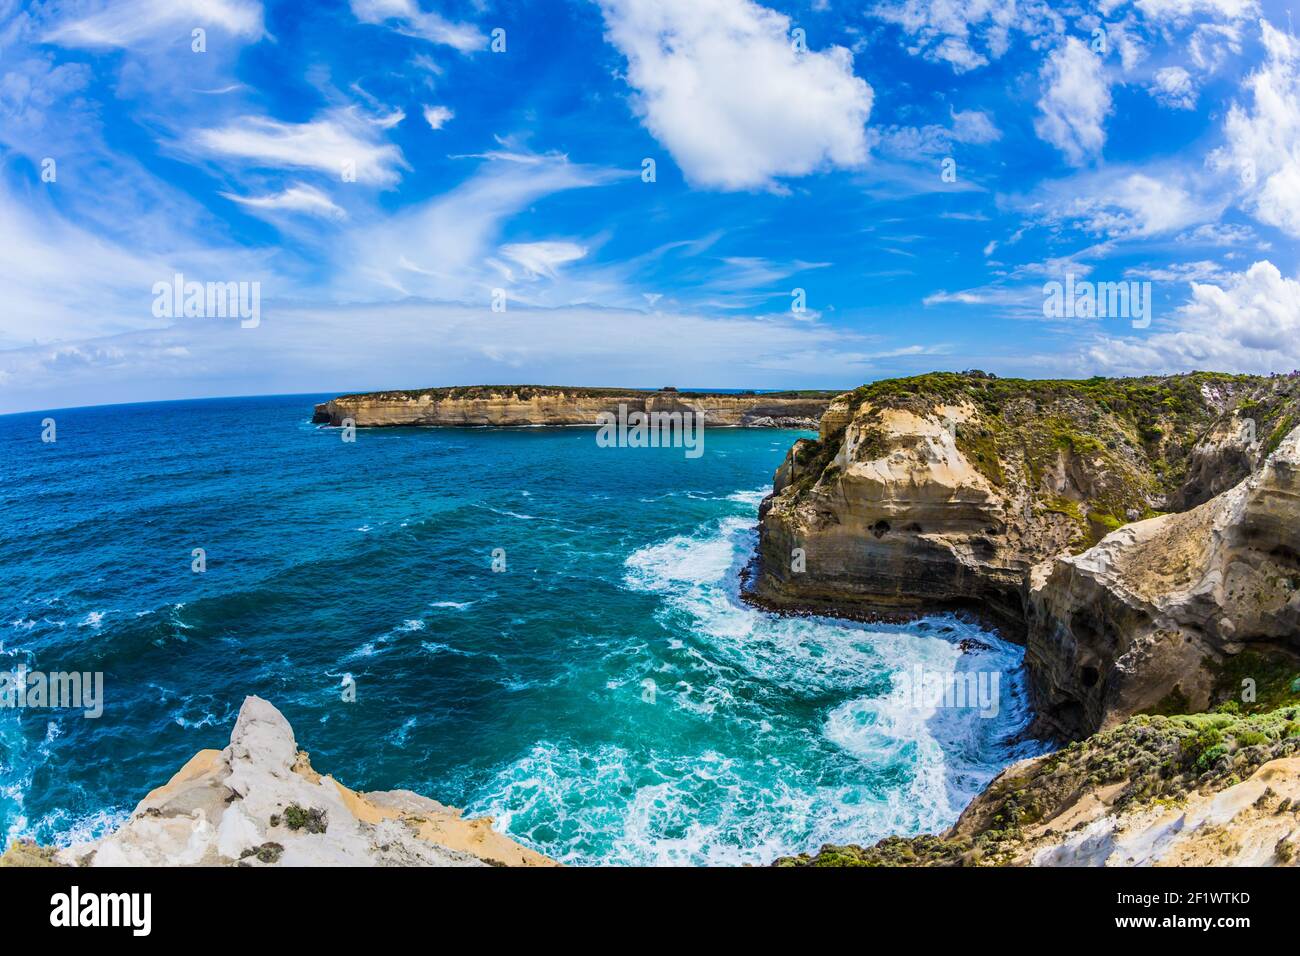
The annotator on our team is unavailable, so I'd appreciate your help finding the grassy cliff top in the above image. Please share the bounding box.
[781,370,1300,548]
[844,369,1261,420]
[843,369,1300,455]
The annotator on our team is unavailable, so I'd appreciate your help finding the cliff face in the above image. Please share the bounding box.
[759,372,1300,868]
[753,401,1033,631]
[1025,426,1300,739]
[312,385,836,428]
[31,697,554,868]
[750,373,1262,634]
[750,371,1300,736]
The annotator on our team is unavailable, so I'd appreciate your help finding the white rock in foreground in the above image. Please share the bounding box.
[57,696,555,867]
[1030,757,1300,866]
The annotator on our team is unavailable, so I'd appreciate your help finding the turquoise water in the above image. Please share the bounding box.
[0,395,1042,865]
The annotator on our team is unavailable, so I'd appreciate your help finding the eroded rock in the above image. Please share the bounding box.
[1026,426,1300,738]
[50,697,555,868]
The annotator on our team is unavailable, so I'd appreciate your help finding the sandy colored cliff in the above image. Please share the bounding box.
[312,385,836,428]
[4,697,554,868]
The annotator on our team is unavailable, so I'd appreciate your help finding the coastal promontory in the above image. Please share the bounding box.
[312,385,837,428]
[754,370,1300,867]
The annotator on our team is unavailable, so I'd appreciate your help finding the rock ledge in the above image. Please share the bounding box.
[32,697,554,868]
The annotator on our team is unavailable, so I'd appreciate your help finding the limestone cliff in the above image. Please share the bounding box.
[1025,424,1300,739]
[4,697,553,868]
[750,372,1269,633]
[750,371,1300,732]
[752,370,1300,868]
[312,385,835,428]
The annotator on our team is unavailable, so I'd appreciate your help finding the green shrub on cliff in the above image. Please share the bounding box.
[1208,650,1300,715]
[784,371,1300,550]
[280,804,327,834]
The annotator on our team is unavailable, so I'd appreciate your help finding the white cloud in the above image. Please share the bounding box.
[873,0,1011,72]
[1150,66,1197,109]
[596,0,872,191]
[369,109,406,129]
[1105,15,1148,74]
[423,105,454,130]
[194,108,408,186]
[1177,222,1258,245]
[870,125,951,157]
[336,151,622,302]
[1079,261,1300,374]
[1131,0,1257,21]
[0,180,280,349]
[348,0,484,52]
[918,282,1051,319]
[0,14,284,349]
[221,183,347,220]
[1034,38,1112,166]
[872,0,1060,73]
[1124,260,1226,282]
[497,242,589,278]
[923,291,988,305]
[43,0,265,48]
[950,109,1002,144]
[868,109,998,167]
[1026,169,1220,238]
[1190,21,1242,71]
[1211,19,1300,237]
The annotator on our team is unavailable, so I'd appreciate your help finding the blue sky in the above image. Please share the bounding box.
[1,0,1298,413]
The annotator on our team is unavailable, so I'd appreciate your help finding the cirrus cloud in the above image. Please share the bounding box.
[348,0,484,52]
[220,183,347,220]
[193,108,409,186]
[43,0,265,49]
[497,241,589,279]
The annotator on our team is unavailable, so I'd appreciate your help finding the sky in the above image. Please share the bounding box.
[1,0,1298,414]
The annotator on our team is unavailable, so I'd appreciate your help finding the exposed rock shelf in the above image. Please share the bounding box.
[4,697,554,867]
[312,385,836,428]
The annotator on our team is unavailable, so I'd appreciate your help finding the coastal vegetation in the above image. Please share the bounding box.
[761,369,1300,866]
[777,701,1300,867]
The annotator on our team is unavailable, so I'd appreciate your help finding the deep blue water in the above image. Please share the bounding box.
[0,395,1041,865]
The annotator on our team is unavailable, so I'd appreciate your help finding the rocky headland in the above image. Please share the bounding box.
[2,697,554,868]
[312,385,836,428]
[751,370,1300,866]
[12,371,1300,869]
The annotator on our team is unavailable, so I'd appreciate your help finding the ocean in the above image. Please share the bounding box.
[0,394,1043,865]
